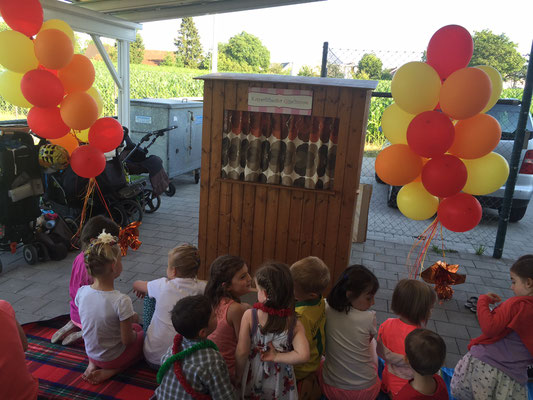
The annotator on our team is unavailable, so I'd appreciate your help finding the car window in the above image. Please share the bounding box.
[486,104,533,141]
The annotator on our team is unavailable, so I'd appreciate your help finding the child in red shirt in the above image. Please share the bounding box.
[451,255,533,399]
[377,279,437,398]
[396,328,449,399]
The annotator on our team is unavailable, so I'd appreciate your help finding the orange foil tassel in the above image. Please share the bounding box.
[421,260,466,301]
[118,221,142,256]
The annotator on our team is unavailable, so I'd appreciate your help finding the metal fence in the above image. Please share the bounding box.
[325,45,531,257]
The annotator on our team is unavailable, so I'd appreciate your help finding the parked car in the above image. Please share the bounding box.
[382,99,533,222]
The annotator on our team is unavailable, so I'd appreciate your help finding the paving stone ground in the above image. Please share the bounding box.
[0,175,526,369]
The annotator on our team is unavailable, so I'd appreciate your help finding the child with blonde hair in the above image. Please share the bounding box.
[319,265,381,400]
[205,255,252,381]
[236,262,310,399]
[52,215,119,346]
[290,256,330,400]
[76,230,143,384]
[377,279,437,398]
[451,255,533,399]
[132,243,206,368]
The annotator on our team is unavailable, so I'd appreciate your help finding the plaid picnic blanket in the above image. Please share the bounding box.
[23,315,158,400]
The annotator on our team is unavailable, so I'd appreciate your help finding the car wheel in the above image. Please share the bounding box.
[387,185,400,208]
[509,206,528,222]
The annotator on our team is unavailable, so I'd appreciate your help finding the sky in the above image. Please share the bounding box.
[139,0,533,70]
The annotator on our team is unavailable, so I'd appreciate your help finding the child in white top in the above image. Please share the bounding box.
[236,262,310,399]
[320,265,381,400]
[132,244,206,367]
[76,230,143,385]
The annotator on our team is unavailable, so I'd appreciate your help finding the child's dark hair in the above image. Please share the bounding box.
[84,231,121,277]
[327,265,379,313]
[405,328,446,375]
[255,262,295,334]
[510,254,533,280]
[290,256,331,295]
[168,244,200,278]
[204,255,246,307]
[391,279,436,325]
[80,216,120,251]
[171,295,212,339]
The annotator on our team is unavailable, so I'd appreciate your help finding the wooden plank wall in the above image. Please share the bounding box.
[198,78,373,285]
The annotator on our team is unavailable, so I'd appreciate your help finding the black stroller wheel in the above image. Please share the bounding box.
[120,199,143,225]
[23,244,39,265]
[142,189,161,214]
[34,241,50,262]
[165,183,176,197]
[110,203,128,227]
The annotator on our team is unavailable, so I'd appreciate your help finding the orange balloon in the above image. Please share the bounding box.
[58,54,95,93]
[60,92,98,130]
[440,67,492,120]
[50,132,79,155]
[375,144,423,186]
[34,29,73,70]
[448,114,501,159]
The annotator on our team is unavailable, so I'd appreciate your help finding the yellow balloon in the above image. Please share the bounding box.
[87,87,103,116]
[475,65,503,113]
[40,19,75,44]
[0,70,32,108]
[397,182,439,221]
[75,128,90,142]
[391,62,441,115]
[0,30,39,73]
[462,153,509,195]
[381,103,415,144]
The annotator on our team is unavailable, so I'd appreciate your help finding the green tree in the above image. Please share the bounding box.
[218,32,270,73]
[160,53,175,67]
[357,53,383,79]
[130,33,145,64]
[469,30,527,81]
[298,65,319,77]
[199,52,211,70]
[174,17,203,68]
[326,63,344,78]
[269,63,290,75]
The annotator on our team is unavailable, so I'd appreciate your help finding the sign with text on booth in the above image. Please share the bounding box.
[248,87,313,116]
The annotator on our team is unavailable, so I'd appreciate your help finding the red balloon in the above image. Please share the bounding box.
[27,106,70,139]
[406,111,455,158]
[70,145,106,178]
[21,69,64,107]
[438,193,482,232]
[0,0,43,37]
[88,118,124,153]
[422,154,467,198]
[427,25,473,80]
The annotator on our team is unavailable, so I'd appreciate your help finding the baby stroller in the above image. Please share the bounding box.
[0,131,73,268]
[43,146,145,229]
[119,126,177,213]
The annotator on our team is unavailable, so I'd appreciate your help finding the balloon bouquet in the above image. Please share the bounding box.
[0,0,125,230]
[375,25,509,285]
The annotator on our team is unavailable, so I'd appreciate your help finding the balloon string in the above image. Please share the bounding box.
[93,179,115,224]
[73,178,96,245]
[406,217,440,279]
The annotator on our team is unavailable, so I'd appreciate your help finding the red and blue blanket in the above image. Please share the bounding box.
[23,315,157,400]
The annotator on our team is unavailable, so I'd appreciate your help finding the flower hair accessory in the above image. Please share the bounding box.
[96,229,118,245]
[253,302,292,317]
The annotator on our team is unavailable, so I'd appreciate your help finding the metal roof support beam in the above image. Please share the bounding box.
[91,35,122,90]
[117,39,131,128]
[41,0,141,41]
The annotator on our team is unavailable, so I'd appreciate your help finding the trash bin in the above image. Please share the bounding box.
[129,98,203,183]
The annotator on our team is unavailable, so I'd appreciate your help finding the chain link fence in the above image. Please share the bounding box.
[326,47,531,256]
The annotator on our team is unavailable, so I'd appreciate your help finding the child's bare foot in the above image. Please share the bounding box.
[82,361,97,381]
[84,368,121,385]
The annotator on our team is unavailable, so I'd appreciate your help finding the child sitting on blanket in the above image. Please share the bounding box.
[153,295,234,400]
[76,230,143,384]
[52,215,120,346]
[0,300,39,400]
[132,244,206,368]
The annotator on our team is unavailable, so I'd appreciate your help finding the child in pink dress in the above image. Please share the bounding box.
[205,255,252,382]
[52,216,119,345]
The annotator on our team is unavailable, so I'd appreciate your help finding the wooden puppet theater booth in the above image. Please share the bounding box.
[197,73,377,283]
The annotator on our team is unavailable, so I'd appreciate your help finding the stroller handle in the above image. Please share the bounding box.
[122,126,178,164]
